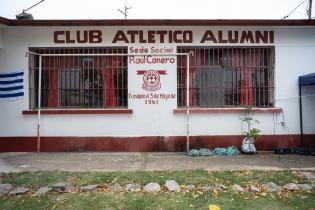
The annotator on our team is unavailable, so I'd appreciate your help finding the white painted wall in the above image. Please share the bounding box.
[0,25,314,137]
[0,27,3,48]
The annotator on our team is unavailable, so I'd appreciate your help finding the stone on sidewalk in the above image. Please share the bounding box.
[165,180,181,192]
[143,182,161,193]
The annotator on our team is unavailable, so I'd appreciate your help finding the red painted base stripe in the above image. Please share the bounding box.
[0,135,314,152]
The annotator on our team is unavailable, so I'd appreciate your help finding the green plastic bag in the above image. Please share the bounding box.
[226,146,240,156]
[198,148,215,156]
[214,148,227,155]
[187,149,200,156]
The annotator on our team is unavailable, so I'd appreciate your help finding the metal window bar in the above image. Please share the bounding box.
[177,46,274,108]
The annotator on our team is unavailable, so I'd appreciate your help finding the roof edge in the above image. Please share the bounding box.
[0,16,10,26]
[1,17,315,26]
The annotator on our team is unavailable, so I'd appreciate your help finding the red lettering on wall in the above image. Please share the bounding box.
[77,31,88,43]
[269,31,274,43]
[54,30,102,44]
[200,31,218,43]
[240,31,255,43]
[54,31,65,43]
[156,30,167,43]
[218,30,227,43]
[127,30,138,43]
[228,31,238,43]
[112,30,129,43]
[89,30,102,43]
[183,31,193,43]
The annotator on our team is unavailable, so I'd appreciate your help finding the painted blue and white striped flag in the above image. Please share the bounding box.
[0,71,24,100]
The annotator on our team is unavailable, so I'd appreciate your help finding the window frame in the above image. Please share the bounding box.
[177,46,275,109]
[28,47,129,110]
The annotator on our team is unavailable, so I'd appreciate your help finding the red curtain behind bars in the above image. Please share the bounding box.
[233,49,260,106]
[94,56,120,107]
[43,56,59,107]
[179,48,260,107]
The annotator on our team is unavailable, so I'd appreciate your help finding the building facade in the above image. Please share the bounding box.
[0,18,314,151]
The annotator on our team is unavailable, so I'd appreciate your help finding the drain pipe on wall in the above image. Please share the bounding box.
[37,55,42,152]
[26,52,42,152]
[186,51,194,153]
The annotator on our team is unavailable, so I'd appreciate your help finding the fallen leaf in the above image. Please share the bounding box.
[261,192,267,197]
[193,195,199,199]
[270,194,276,200]
[197,191,204,195]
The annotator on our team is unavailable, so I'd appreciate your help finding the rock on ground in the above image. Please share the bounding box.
[0,184,12,196]
[52,182,75,193]
[143,182,161,193]
[283,183,300,191]
[250,185,260,192]
[36,187,52,196]
[80,184,99,192]
[298,184,312,190]
[215,183,227,191]
[111,183,121,192]
[201,186,212,192]
[232,184,245,193]
[165,180,181,192]
[186,184,195,191]
[299,172,315,180]
[9,187,30,196]
[262,182,282,192]
[125,183,141,192]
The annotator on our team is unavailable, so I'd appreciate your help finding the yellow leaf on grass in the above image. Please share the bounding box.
[197,191,204,195]
[270,194,276,200]
[209,204,221,210]
[189,204,194,208]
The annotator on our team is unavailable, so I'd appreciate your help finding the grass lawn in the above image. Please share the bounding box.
[0,170,314,210]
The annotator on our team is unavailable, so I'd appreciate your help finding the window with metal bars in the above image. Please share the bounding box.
[28,47,128,109]
[177,47,274,108]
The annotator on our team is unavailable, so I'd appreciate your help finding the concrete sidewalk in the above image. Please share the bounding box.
[0,152,315,173]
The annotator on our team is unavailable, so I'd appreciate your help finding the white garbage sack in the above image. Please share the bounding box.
[241,138,256,153]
